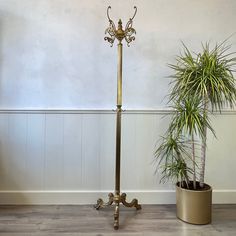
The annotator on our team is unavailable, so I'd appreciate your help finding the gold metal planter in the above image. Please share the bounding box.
[176,182,212,224]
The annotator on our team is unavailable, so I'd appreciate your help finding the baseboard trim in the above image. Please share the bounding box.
[0,190,175,205]
[212,190,236,204]
[0,190,235,205]
[0,109,235,115]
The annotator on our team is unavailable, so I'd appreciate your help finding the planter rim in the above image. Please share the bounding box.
[176,182,212,193]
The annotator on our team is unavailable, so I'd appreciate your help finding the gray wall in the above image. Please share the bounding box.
[0,0,235,109]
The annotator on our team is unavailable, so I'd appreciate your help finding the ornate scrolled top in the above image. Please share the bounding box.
[107,6,112,22]
[104,6,137,47]
[130,6,137,21]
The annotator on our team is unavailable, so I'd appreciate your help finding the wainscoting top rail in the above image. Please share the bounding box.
[0,108,236,115]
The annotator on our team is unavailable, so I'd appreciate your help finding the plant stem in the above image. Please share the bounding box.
[176,147,190,189]
[200,99,208,188]
[185,174,190,189]
[192,133,196,190]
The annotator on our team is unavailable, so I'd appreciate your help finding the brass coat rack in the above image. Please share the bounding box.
[94,6,141,230]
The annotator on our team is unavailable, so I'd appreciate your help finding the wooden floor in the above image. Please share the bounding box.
[0,205,236,236]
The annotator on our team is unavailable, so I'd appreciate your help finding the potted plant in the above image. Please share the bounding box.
[155,41,236,224]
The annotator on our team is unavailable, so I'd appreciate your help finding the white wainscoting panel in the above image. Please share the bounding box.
[63,114,83,190]
[0,110,236,204]
[25,114,45,190]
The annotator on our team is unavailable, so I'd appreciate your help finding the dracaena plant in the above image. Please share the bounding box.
[155,40,236,190]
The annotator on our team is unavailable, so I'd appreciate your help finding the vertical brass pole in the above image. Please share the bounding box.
[114,42,122,230]
[115,42,122,193]
[94,6,141,230]
[115,108,121,195]
[117,42,122,107]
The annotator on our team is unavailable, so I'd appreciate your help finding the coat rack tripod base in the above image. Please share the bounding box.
[94,6,141,230]
[94,192,141,230]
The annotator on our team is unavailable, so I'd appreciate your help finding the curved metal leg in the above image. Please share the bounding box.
[94,193,114,210]
[121,193,142,210]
